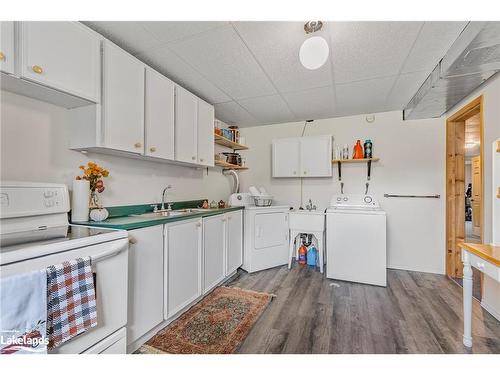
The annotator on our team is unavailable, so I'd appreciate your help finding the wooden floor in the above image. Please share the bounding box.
[227,265,500,354]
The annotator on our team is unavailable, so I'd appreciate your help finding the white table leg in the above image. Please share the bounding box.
[288,231,297,269]
[462,250,473,348]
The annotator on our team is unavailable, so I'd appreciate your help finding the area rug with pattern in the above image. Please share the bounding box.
[138,286,274,354]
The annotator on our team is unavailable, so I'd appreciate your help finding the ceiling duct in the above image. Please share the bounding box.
[403,22,500,120]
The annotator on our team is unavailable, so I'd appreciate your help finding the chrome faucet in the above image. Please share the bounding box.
[306,199,317,211]
[161,185,173,211]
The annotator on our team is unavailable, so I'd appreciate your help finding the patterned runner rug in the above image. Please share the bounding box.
[138,287,274,354]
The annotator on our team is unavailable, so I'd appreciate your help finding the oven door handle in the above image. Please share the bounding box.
[91,241,127,263]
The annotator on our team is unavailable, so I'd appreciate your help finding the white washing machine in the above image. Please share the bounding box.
[326,194,387,287]
[229,193,290,273]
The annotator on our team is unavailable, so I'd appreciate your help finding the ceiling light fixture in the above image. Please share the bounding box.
[299,21,329,70]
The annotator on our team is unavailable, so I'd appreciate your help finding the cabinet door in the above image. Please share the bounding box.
[175,86,198,164]
[0,22,15,75]
[202,215,225,294]
[102,40,145,154]
[165,218,202,319]
[272,138,300,177]
[226,210,243,276]
[197,99,215,167]
[127,226,164,345]
[300,135,332,177]
[19,22,100,101]
[145,68,175,160]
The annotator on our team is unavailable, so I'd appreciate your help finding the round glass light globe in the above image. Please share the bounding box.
[299,36,329,70]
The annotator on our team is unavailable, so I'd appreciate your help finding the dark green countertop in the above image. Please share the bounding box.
[73,200,243,231]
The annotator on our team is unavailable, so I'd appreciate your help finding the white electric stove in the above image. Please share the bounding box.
[0,181,129,354]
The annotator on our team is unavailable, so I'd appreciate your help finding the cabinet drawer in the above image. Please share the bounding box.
[469,252,500,281]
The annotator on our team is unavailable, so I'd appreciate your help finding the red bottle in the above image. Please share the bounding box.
[298,245,307,266]
[353,140,364,159]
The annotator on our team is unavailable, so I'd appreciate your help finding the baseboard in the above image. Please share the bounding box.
[481,300,500,321]
[387,264,445,275]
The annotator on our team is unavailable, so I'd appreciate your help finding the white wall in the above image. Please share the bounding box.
[239,110,446,274]
[0,91,232,206]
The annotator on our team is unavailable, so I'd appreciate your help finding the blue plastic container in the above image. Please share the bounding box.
[307,246,318,267]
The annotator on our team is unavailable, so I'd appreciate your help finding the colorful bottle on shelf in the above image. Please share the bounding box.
[364,139,373,159]
[298,245,307,266]
[353,140,364,159]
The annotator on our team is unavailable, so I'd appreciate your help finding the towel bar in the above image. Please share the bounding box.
[384,194,440,199]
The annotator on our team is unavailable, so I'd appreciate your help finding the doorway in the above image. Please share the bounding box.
[446,96,484,295]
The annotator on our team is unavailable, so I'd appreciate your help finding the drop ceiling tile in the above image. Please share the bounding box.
[401,22,467,74]
[329,22,423,84]
[140,21,228,43]
[281,86,335,121]
[386,71,429,109]
[335,76,397,117]
[168,25,276,100]
[237,94,295,124]
[85,21,161,55]
[214,101,260,127]
[233,22,333,93]
[137,47,230,104]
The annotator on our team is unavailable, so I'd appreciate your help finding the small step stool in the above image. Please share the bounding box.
[288,210,325,273]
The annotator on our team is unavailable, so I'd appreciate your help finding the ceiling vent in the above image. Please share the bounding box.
[403,22,500,120]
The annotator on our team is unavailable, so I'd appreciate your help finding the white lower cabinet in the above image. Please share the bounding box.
[203,214,226,294]
[226,210,243,276]
[127,226,164,345]
[164,218,203,319]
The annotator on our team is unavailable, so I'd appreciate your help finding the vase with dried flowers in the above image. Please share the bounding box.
[75,162,110,222]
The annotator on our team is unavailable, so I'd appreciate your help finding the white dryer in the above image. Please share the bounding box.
[326,194,387,286]
[229,193,290,273]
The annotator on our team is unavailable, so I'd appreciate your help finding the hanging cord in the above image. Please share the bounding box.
[299,120,314,209]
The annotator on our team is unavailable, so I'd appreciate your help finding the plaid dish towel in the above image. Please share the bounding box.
[46,257,97,349]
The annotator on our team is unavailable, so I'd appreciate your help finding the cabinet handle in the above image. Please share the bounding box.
[303,171,307,175]
[196,222,201,228]
[192,156,196,161]
[32,65,43,74]
[150,147,156,152]
[0,52,5,61]
[293,171,297,175]
[200,158,204,162]
[134,142,142,149]
[128,235,137,245]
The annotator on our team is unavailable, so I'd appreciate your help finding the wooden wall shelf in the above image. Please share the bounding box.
[214,134,248,150]
[214,160,248,170]
[332,157,380,163]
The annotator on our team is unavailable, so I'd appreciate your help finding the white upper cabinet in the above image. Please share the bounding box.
[175,85,198,164]
[19,22,100,102]
[102,40,145,154]
[145,67,175,160]
[197,99,215,167]
[0,22,15,75]
[299,135,332,177]
[272,137,301,177]
[272,135,332,177]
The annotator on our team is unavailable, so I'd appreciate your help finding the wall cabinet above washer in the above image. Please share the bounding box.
[272,135,332,177]
[0,22,15,75]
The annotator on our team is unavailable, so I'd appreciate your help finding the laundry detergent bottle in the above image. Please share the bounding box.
[298,245,307,266]
[307,246,318,267]
[353,140,364,159]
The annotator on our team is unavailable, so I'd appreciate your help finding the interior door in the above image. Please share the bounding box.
[20,22,100,102]
[175,86,198,164]
[197,99,215,167]
[144,67,175,160]
[299,135,332,177]
[0,21,15,75]
[254,212,287,249]
[272,138,300,177]
[202,215,225,294]
[471,155,481,237]
[102,40,145,154]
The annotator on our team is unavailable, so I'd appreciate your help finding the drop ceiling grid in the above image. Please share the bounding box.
[85,21,470,126]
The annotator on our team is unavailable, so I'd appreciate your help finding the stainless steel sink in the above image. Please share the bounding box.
[130,208,218,219]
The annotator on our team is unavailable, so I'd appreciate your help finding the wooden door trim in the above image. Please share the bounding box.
[445,95,484,278]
